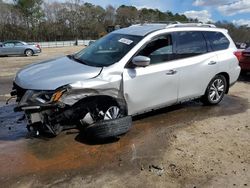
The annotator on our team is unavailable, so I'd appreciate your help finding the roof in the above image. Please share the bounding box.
[114,22,217,37]
[3,40,25,43]
[113,24,168,36]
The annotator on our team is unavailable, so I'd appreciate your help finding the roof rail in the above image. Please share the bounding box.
[147,21,181,25]
[130,21,181,27]
[166,23,216,28]
[129,22,217,29]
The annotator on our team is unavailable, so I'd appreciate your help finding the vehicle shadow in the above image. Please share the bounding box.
[75,133,120,145]
[0,55,39,58]
[238,72,250,82]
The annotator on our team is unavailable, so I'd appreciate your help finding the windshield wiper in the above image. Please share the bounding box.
[67,54,105,68]
[68,54,88,65]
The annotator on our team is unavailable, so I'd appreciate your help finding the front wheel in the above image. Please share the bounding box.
[202,75,227,105]
[82,102,131,139]
[103,106,123,120]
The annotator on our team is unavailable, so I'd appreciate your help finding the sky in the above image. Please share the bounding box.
[76,0,250,26]
[4,0,250,26]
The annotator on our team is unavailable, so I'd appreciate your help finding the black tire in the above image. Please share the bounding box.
[202,75,227,105]
[25,49,33,56]
[86,116,132,139]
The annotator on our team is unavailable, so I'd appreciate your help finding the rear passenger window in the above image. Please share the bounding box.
[15,42,24,46]
[175,31,207,58]
[203,31,229,51]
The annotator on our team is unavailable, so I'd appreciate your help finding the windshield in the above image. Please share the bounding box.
[73,33,142,67]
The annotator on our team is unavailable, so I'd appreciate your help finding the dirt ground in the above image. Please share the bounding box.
[0,46,249,188]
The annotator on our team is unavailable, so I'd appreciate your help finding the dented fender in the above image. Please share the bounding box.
[59,69,126,107]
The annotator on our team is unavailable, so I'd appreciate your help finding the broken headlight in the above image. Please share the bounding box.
[19,90,53,105]
[19,89,66,105]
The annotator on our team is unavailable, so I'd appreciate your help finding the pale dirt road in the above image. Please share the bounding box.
[0,47,249,188]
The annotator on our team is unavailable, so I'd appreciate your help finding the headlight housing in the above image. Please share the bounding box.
[19,89,66,106]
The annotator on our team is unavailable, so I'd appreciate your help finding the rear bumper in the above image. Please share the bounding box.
[33,49,42,54]
[229,65,241,85]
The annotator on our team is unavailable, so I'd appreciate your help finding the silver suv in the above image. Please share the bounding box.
[11,23,241,138]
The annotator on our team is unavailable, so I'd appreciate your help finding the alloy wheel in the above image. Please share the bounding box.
[25,50,33,56]
[209,78,225,102]
[104,106,121,120]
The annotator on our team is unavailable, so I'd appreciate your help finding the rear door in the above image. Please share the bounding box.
[14,42,26,55]
[203,31,233,72]
[173,31,218,101]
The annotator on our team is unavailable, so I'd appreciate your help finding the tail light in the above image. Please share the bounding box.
[36,44,41,49]
[234,51,242,61]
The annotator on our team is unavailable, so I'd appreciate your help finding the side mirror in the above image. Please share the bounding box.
[132,56,150,67]
[0,44,2,47]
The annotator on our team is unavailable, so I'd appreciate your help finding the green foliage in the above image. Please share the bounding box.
[14,0,43,21]
[215,21,250,43]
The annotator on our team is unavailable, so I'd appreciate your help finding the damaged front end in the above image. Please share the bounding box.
[11,79,128,137]
[11,84,69,135]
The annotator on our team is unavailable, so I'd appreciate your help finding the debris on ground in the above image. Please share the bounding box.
[149,164,165,176]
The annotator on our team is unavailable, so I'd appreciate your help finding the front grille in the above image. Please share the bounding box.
[12,82,27,102]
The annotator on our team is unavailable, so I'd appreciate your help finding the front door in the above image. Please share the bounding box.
[2,42,15,55]
[123,34,179,115]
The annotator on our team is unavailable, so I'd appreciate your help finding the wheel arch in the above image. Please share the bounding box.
[203,72,230,97]
[24,48,34,55]
[72,95,128,115]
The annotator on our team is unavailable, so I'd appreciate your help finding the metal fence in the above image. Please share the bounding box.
[33,40,94,48]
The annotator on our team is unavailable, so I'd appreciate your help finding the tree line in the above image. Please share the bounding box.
[0,0,249,43]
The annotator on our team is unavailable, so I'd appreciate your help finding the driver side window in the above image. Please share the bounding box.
[138,34,174,65]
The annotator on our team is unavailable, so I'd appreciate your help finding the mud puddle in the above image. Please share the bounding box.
[0,93,248,187]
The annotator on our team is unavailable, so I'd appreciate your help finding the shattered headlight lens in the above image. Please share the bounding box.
[18,85,70,106]
[19,89,66,105]
[19,90,54,105]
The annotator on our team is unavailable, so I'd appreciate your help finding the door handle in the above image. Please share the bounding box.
[208,61,217,65]
[166,70,177,75]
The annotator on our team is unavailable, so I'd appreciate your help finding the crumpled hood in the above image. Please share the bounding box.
[14,56,102,90]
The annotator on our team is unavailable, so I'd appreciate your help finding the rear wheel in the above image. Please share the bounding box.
[202,75,227,105]
[25,49,33,56]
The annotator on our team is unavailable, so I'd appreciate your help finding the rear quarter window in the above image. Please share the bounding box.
[203,31,230,51]
[15,42,24,46]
